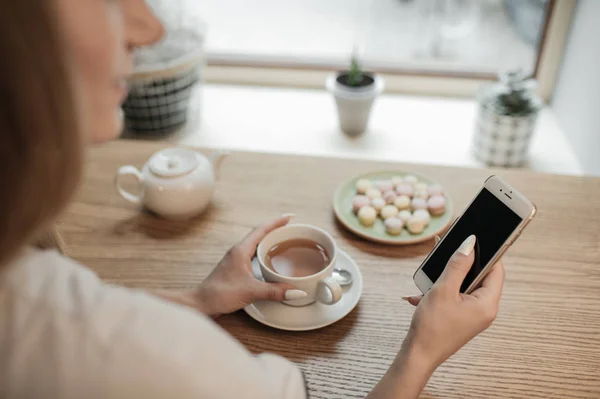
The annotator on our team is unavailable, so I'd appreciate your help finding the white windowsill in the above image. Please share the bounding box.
[161,84,582,176]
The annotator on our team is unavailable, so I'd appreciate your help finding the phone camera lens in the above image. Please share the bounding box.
[500,189,503,192]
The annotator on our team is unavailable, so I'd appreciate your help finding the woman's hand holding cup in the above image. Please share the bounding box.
[155,215,343,318]
[192,215,305,318]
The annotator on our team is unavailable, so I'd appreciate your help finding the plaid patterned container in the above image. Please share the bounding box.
[472,72,542,168]
[123,0,205,137]
[472,104,539,167]
[123,65,200,135]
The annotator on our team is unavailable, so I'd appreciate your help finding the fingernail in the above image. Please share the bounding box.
[457,235,476,256]
[402,296,411,301]
[282,213,296,219]
[285,289,307,300]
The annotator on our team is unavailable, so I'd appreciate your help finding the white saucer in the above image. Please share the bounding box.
[244,250,363,331]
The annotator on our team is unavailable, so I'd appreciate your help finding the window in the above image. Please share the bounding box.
[160,0,576,99]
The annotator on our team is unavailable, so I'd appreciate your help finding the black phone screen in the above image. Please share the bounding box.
[422,188,522,293]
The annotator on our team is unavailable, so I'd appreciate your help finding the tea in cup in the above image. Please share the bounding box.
[257,224,343,307]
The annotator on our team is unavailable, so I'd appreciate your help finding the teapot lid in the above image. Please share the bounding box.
[148,148,199,178]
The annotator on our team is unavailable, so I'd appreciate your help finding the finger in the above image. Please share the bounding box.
[471,260,505,303]
[402,295,423,306]
[251,281,303,302]
[437,235,476,290]
[239,214,294,256]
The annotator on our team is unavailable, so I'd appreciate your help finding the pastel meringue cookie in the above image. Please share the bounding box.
[404,175,419,186]
[428,184,445,197]
[407,216,427,234]
[352,195,371,214]
[384,217,404,236]
[413,188,429,199]
[356,179,372,194]
[428,195,447,215]
[391,176,404,186]
[371,197,386,213]
[395,183,414,198]
[411,197,428,211]
[375,180,394,193]
[398,209,412,223]
[413,209,431,225]
[358,206,377,227]
[380,205,399,219]
[366,188,382,200]
[383,190,398,205]
[394,195,411,210]
[415,182,429,193]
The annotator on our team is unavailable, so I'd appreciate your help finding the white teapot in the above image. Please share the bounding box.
[115,147,227,220]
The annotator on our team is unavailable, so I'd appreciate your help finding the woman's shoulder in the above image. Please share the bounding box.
[0,248,307,399]
[1,247,101,314]
[0,247,211,345]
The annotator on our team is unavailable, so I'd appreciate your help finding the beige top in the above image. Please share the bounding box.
[0,248,306,399]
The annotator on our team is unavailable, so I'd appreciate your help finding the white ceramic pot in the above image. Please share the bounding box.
[326,73,384,137]
[115,147,227,220]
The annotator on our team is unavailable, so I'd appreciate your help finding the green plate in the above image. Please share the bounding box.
[333,171,454,245]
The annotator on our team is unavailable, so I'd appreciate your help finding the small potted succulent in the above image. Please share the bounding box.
[472,70,542,167]
[326,53,384,136]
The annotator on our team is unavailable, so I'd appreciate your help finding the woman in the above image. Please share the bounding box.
[0,1,505,398]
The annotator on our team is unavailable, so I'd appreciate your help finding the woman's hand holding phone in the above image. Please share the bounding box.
[367,235,505,399]
[402,235,505,369]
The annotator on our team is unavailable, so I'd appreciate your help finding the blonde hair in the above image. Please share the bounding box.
[0,1,82,265]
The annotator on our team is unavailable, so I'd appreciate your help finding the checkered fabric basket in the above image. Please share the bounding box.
[122,1,205,136]
[472,104,539,167]
[123,58,201,136]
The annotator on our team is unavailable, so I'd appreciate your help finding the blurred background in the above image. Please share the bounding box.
[125,0,599,177]
[202,0,546,76]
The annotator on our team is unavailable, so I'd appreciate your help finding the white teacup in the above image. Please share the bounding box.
[257,224,343,307]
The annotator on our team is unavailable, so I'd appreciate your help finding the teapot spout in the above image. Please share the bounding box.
[208,149,230,179]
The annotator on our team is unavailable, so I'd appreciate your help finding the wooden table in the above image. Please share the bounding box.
[59,140,600,398]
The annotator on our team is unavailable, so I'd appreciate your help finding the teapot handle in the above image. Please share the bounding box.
[208,150,230,180]
[115,166,143,205]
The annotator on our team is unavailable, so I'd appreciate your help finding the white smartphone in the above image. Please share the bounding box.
[413,175,536,294]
